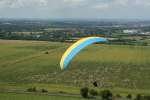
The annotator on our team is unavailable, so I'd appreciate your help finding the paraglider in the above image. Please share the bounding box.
[93,81,98,87]
[60,37,107,70]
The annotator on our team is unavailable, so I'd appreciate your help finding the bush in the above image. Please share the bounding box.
[142,42,148,46]
[89,89,98,97]
[135,94,142,100]
[116,94,122,98]
[27,87,37,92]
[80,87,89,98]
[41,89,48,93]
[126,94,132,99]
[45,51,49,54]
[100,90,113,100]
[144,95,150,100]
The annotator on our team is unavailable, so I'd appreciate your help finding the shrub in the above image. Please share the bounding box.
[144,95,150,100]
[58,91,66,94]
[41,89,48,93]
[27,87,37,92]
[135,94,142,100]
[100,90,113,100]
[126,94,132,99]
[142,42,148,46]
[45,51,49,54]
[80,87,89,98]
[89,89,98,97]
[116,94,122,98]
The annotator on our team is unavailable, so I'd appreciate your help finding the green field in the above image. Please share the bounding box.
[0,92,93,100]
[0,39,150,97]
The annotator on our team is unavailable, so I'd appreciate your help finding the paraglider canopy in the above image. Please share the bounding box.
[60,37,107,70]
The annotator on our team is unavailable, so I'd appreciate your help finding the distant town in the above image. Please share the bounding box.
[0,19,150,46]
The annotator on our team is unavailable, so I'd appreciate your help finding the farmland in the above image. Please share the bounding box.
[0,39,150,97]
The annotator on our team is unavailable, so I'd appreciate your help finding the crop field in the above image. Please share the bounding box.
[0,39,150,96]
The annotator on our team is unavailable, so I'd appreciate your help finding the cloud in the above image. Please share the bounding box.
[63,0,89,7]
[112,0,150,7]
[113,0,129,6]
[63,0,85,3]
[90,0,129,10]
[1,0,150,9]
[91,3,109,9]
[0,0,150,19]
[0,0,48,8]
[0,0,13,8]
[135,0,150,7]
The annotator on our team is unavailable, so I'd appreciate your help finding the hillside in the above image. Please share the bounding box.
[0,40,150,94]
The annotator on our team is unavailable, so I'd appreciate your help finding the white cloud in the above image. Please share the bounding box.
[63,0,88,7]
[91,0,129,10]
[0,0,150,19]
[91,0,150,10]
[135,0,150,7]
[92,3,109,9]
[63,0,85,3]
[113,0,129,6]
[0,0,14,8]
[1,0,150,9]
[0,0,48,8]
[112,0,150,7]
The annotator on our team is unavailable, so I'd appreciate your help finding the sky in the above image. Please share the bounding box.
[0,0,150,20]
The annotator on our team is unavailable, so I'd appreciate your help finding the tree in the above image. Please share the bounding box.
[27,87,37,92]
[41,89,48,93]
[80,87,89,98]
[89,89,98,97]
[126,94,132,99]
[144,95,150,100]
[100,90,113,100]
[135,94,142,100]
[116,94,122,98]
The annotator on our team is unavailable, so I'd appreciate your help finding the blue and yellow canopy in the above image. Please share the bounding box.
[60,37,107,70]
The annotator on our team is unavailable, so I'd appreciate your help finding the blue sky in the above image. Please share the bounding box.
[0,0,150,20]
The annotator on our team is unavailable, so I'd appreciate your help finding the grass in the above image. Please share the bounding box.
[0,39,150,95]
[0,92,93,100]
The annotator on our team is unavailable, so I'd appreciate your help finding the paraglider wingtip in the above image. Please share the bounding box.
[60,66,64,70]
[60,65,66,70]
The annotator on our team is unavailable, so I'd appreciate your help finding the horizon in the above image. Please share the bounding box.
[1,17,150,22]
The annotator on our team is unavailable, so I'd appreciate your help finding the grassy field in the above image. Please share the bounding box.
[0,92,93,100]
[0,39,150,95]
